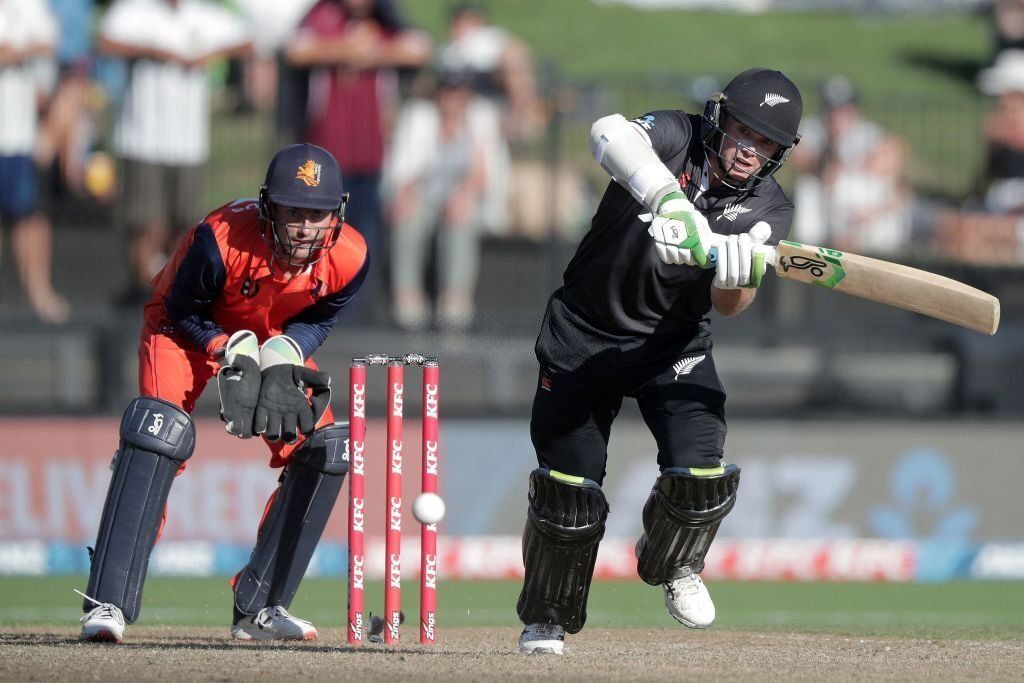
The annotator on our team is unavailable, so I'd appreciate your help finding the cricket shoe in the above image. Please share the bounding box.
[663,567,715,629]
[230,606,317,641]
[79,597,125,643]
[518,623,565,655]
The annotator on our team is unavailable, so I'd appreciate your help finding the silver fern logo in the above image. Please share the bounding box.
[718,203,752,222]
[673,354,706,379]
[760,92,790,107]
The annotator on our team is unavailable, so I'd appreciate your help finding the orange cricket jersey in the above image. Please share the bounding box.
[143,197,369,360]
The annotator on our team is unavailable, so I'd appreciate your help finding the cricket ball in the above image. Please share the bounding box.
[412,492,446,525]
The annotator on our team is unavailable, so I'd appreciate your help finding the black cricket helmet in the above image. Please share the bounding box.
[702,68,803,190]
[258,143,349,266]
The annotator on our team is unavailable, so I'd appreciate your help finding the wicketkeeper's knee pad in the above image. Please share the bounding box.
[85,397,195,623]
[516,468,609,634]
[234,422,349,618]
[636,464,740,585]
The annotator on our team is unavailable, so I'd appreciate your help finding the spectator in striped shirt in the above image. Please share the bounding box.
[98,0,253,307]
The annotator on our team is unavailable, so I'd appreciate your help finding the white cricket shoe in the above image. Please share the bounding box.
[230,606,317,641]
[663,567,715,629]
[518,623,565,655]
[80,602,126,643]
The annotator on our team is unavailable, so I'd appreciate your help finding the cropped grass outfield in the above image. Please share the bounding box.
[4,577,1023,640]
[402,0,989,101]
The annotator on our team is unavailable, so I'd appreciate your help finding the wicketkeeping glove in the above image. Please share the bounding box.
[646,191,713,267]
[216,330,261,438]
[253,335,332,444]
[711,221,772,289]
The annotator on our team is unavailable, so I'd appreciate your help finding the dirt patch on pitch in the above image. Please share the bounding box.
[1,626,1022,681]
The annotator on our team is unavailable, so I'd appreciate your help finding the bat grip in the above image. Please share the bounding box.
[707,236,779,269]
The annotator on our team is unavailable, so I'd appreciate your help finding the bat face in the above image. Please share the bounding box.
[769,240,1000,335]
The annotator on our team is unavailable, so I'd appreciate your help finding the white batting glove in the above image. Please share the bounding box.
[712,221,773,289]
[645,191,713,267]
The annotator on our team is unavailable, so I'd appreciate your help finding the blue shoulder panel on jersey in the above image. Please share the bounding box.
[284,253,371,359]
[165,223,228,351]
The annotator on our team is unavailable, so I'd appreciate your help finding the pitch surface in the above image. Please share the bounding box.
[3,626,1023,681]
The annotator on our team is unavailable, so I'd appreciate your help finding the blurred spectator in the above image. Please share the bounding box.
[98,0,252,307]
[285,0,432,323]
[993,0,1024,54]
[38,0,99,197]
[382,70,487,331]
[228,0,318,112]
[791,75,912,255]
[933,50,1024,265]
[439,1,542,237]
[977,49,1024,214]
[0,0,69,323]
[440,1,541,143]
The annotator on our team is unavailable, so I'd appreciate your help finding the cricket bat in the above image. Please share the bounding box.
[759,240,1000,335]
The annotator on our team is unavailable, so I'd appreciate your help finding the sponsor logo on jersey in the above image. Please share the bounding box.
[718,203,752,222]
[295,160,321,187]
[240,277,259,298]
[673,354,706,379]
[760,93,790,107]
[633,114,656,130]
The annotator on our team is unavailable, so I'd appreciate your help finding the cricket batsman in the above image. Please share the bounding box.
[78,143,369,642]
[516,68,804,654]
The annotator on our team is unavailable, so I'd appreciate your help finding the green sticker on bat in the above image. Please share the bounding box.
[778,241,847,288]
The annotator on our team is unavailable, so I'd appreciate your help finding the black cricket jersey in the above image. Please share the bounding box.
[557,110,795,340]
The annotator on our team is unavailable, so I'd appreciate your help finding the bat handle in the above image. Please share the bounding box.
[708,236,778,270]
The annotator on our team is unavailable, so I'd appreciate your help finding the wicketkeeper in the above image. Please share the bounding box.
[516,68,804,654]
[78,144,369,643]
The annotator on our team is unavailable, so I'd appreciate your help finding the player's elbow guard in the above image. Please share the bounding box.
[589,113,678,211]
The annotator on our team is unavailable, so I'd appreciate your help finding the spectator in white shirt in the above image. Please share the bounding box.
[383,69,488,331]
[438,2,541,237]
[98,0,252,306]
